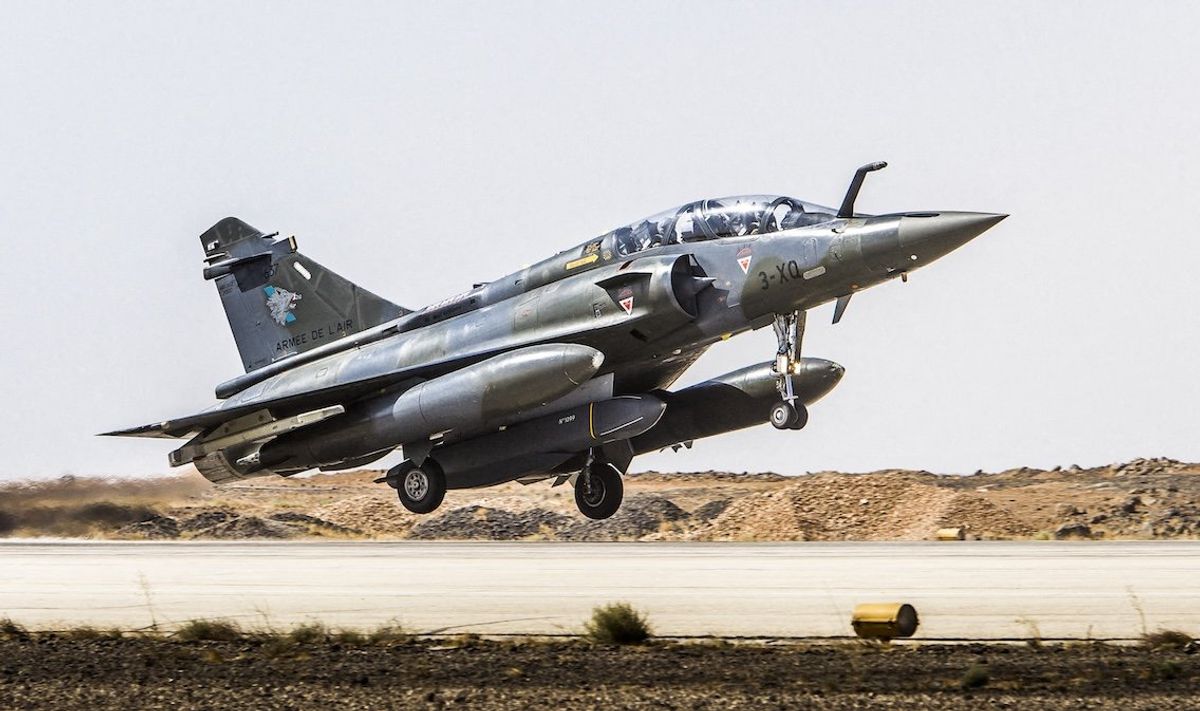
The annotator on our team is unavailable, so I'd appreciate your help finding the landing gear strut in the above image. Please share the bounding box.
[574,451,623,520]
[772,310,809,431]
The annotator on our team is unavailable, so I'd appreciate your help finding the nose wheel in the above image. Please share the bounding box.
[770,401,809,430]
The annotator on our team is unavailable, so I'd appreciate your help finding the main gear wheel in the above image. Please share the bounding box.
[574,463,623,520]
[394,460,447,514]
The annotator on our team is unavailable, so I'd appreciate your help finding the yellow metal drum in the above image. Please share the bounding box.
[851,603,920,639]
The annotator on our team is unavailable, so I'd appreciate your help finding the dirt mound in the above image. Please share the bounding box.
[116,515,180,539]
[692,498,731,521]
[3,458,1197,541]
[1109,457,1191,477]
[192,516,299,539]
[689,473,951,541]
[1055,522,1093,539]
[178,510,237,532]
[409,506,569,540]
[689,473,1042,541]
[562,495,690,540]
[932,493,1035,539]
[1078,488,1200,538]
[631,471,788,483]
[269,511,362,535]
[178,508,362,539]
[314,493,418,536]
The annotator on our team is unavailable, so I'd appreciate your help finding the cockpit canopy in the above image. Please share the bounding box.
[611,195,837,257]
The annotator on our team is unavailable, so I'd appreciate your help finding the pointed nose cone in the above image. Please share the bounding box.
[899,212,1006,263]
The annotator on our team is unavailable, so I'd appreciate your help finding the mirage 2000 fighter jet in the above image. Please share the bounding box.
[105,163,1004,519]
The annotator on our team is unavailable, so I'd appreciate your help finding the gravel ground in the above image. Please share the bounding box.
[7,458,1200,542]
[1,637,1196,709]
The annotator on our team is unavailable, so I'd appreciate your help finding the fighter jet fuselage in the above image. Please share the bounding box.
[106,163,1005,519]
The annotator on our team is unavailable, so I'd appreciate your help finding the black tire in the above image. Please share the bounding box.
[575,464,623,520]
[770,401,798,429]
[788,403,810,430]
[396,460,447,514]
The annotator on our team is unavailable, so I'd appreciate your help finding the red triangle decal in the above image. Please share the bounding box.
[619,296,634,315]
[737,256,751,274]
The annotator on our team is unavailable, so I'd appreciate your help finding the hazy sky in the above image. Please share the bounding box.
[2,1,1198,481]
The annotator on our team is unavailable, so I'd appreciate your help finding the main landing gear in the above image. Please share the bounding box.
[388,459,447,514]
[574,451,624,520]
[771,309,809,431]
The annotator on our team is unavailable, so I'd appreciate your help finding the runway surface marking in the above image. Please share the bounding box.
[3,541,1198,638]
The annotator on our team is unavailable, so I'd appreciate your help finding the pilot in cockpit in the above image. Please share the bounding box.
[727,203,760,237]
[613,226,637,256]
[764,199,816,232]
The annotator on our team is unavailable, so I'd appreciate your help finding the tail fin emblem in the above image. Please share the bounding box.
[264,285,301,325]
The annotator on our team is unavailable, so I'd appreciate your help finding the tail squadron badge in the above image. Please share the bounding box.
[264,285,301,325]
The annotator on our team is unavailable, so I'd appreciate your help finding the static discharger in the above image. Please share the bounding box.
[851,603,920,640]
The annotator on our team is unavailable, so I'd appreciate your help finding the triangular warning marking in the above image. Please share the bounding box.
[619,296,634,315]
[737,256,751,274]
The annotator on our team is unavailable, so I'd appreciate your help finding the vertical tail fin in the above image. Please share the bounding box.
[199,217,410,372]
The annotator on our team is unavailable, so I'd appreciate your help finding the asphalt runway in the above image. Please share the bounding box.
[3,541,1198,639]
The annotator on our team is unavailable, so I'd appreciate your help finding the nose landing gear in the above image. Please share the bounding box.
[770,400,809,430]
[772,309,809,431]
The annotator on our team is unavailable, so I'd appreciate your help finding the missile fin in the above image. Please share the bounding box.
[832,294,853,324]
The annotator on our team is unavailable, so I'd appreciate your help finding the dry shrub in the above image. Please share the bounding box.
[176,619,243,642]
[585,602,651,645]
[367,624,410,646]
[259,636,296,659]
[1142,629,1194,651]
[60,626,123,641]
[0,618,28,640]
[287,622,328,644]
[1151,660,1183,681]
[332,629,366,645]
[960,664,990,689]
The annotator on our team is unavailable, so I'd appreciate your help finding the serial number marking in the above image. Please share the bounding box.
[757,260,804,290]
